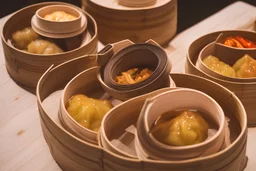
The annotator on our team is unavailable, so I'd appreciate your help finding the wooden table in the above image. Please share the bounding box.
[0,1,255,171]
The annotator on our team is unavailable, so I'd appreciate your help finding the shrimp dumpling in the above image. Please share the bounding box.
[203,55,235,77]
[66,94,113,132]
[27,39,63,54]
[12,27,39,49]
[151,111,209,146]
[232,54,256,78]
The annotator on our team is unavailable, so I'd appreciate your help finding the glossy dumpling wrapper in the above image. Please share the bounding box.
[66,94,113,132]
[151,111,209,146]
[203,55,236,77]
[232,54,256,78]
[12,27,39,49]
[27,39,63,54]
[44,11,77,21]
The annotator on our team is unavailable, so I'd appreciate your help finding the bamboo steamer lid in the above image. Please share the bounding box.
[37,52,247,171]
[1,2,98,89]
[82,0,177,45]
[185,30,256,126]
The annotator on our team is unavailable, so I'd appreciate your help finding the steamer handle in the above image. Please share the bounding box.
[96,44,114,67]
[96,39,134,67]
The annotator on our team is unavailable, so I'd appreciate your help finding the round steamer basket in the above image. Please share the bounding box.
[97,40,173,101]
[37,55,247,171]
[1,2,98,89]
[81,0,177,45]
[136,88,225,160]
[185,30,256,126]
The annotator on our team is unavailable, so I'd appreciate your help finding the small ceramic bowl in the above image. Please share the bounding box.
[136,88,226,160]
[33,5,87,38]
[97,43,173,101]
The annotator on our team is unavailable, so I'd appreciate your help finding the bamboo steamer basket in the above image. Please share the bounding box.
[185,30,256,126]
[32,4,87,38]
[81,0,177,45]
[136,88,226,160]
[37,54,247,171]
[1,2,98,89]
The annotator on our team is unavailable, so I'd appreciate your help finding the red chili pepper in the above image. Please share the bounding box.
[223,36,256,48]
[234,36,256,48]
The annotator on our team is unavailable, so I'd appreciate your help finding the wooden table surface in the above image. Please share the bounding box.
[0,1,256,171]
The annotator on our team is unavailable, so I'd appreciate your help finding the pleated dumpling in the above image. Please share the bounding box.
[27,39,63,54]
[66,94,113,132]
[12,27,39,49]
[232,54,256,78]
[151,111,209,146]
[203,55,235,77]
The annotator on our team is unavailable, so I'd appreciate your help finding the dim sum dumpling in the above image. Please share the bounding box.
[12,27,39,49]
[203,55,235,77]
[66,94,113,132]
[44,11,77,21]
[232,54,256,78]
[151,111,209,146]
[27,39,63,54]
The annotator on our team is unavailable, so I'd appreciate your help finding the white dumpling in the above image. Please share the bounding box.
[27,39,63,54]
[12,27,39,49]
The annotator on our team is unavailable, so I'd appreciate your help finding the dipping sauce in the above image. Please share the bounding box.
[151,110,209,146]
[44,11,77,21]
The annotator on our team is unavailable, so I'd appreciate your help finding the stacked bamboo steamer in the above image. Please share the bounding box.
[1,2,98,89]
[81,0,177,45]
[37,41,247,171]
[186,30,256,126]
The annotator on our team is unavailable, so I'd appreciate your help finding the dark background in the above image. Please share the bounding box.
[0,0,255,33]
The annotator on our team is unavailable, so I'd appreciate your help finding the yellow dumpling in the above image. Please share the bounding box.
[232,54,256,78]
[151,111,209,146]
[27,39,63,54]
[44,11,77,21]
[66,94,113,132]
[12,27,39,49]
[203,55,235,77]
